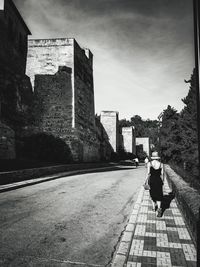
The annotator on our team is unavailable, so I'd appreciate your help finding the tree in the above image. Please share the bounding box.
[119,115,159,149]
[159,69,199,180]
[130,115,146,136]
[180,69,199,176]
[160,105,181,163]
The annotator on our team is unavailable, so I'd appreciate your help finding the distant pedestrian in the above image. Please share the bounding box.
[134,157,139,168]
[144,157,149,167]
[145,151,164,217]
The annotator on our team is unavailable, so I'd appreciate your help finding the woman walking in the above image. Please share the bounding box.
[146,151,164,217]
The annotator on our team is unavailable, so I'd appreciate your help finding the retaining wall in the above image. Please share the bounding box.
[165,164,200,246]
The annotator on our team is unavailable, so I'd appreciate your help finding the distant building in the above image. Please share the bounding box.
[0,0,32,159]
[136,137,150,156]
[121,126,136,154]
[100,111,119,152]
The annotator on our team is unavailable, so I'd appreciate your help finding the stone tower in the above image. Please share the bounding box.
[136,137,150,156]
[121,126,136,154]
[100,111,119,152]
[26,38,99,162]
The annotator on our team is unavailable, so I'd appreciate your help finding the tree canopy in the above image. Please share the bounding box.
[160,69,199,179]
[119,115,159,149]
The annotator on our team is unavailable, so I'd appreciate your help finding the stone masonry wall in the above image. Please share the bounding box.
[136,137,150,156]
[33,67,73,134]
[73,40,99,162]
[74,40,95,130]
[122,126,136,154]
[32,67,91,162]
[100,111,119,152]
[0,65,33,134]
[0,0,31,159]
[95,117,113,161]
[26,38,74,89]
[27,38,102,162]
[0,0,30,75]
[0,122,15,159]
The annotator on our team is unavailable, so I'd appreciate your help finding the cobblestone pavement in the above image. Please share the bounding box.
[112,180,197,267]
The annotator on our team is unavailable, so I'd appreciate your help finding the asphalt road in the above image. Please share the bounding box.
[0,165,146,267]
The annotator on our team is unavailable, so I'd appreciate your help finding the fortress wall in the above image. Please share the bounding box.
[26,38,74,88]
[33,67,73,134]
[100,111,119,152]
[27,39,101,162]
[122,127,136,154]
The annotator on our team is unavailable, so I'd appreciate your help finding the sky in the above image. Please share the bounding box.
[14,0,195,120]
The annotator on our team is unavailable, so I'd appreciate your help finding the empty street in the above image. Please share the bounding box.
[0,165,146,267]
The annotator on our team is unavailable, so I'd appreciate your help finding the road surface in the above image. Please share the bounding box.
[0,165,146,266]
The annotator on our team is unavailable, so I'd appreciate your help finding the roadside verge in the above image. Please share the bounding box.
[0,163,120,193]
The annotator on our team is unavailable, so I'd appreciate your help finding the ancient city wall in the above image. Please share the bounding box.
[0,0,32,159]
[26,38,74,89]
[100,111,119,152]
[95,117,113,161]
[0,2,113,162]
[0,122,15,159]
[74,40,95,130]
[0,0,30,75]
[33,67,73,134]
[122,126,136,154]
[136,137,150,156]
[26,38,102,162]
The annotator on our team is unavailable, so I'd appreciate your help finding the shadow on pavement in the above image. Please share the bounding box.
[161,192,175,216]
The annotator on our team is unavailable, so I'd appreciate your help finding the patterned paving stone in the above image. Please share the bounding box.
[166,232,180,243]
[125,179,197,267]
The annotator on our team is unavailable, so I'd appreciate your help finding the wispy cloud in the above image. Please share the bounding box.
[14,0,195,119]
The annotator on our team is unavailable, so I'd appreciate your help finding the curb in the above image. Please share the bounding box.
[0,165,120,193]
[111,186,144,267]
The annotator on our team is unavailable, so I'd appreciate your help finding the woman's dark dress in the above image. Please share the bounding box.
[149,163,163,201]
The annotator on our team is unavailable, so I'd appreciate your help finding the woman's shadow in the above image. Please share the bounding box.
[161,192,175,216]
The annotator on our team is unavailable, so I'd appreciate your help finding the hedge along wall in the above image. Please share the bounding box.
[165,165,200,246]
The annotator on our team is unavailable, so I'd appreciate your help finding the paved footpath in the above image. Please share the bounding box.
[112,179,197,267]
